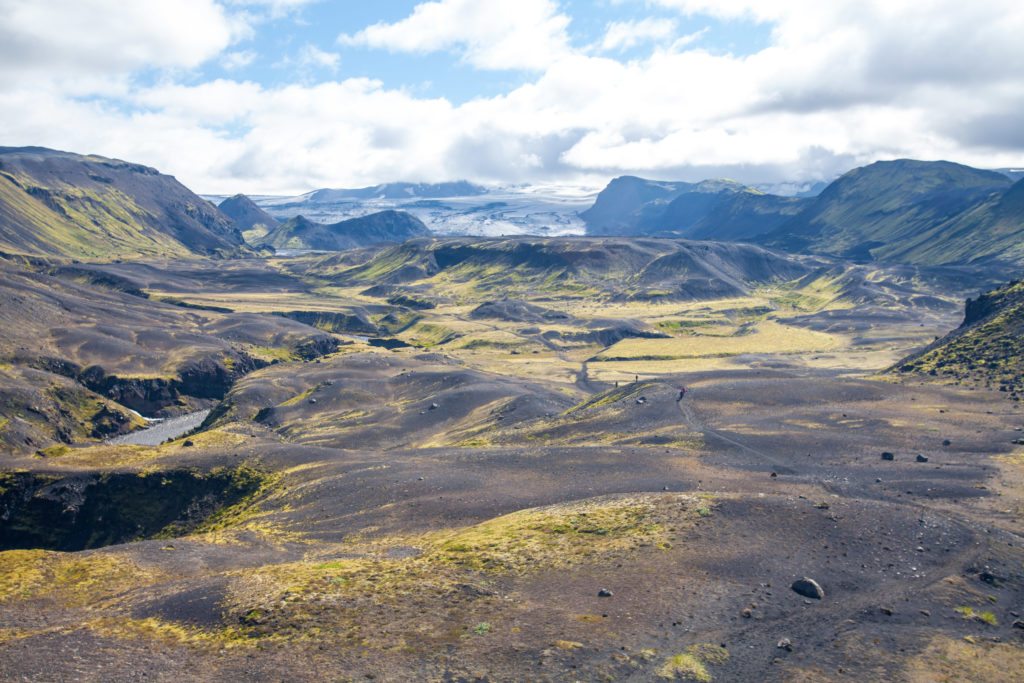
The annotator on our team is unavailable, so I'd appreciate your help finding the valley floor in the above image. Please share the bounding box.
[1,243,1022,681]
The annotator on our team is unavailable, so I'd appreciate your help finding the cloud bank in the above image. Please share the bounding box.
[1,0,1022,194]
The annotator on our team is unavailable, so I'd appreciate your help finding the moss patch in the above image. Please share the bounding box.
[657,643,730,681]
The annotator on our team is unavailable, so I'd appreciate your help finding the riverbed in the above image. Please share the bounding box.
[107,410,211,446]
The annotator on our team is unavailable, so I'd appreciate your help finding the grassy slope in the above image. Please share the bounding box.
[895,280,1024,395]
[766,160,1018,265]
[0,148,242,260]
[0,172,192,259]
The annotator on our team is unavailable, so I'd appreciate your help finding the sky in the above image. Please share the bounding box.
[2,0,1023,195]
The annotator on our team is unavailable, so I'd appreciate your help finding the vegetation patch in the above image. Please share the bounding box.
[220,494,706,644]
[0,549,165,606]
[907,636,1024,682]
[953,606,998,625]
[657,643,730,681]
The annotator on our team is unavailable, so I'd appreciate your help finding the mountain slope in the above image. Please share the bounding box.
[582,176,804,240]
[218,194,280,243]
[894,279,1024,398]
[327,236,819,301]
[258,210,430,251]
[0,147,244,259]
[654,184,807,240]
[764,159,1014,262]
[580,176,692,235]
[881,177,1024,266]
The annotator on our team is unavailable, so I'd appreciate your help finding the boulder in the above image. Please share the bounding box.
[791,577,825,600]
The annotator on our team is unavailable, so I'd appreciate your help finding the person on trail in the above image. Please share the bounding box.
[677,386,687,402]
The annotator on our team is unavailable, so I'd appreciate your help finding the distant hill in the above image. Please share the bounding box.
[763,160,1017,264]
[654,184,806,241]
[0,146,244,259]
[581,176,804,240]
[218,194,280,243]
[306,181,487,203]
[257,210,430,251]
[328,236,817,301]
[894,279,1024,399]
[580,176,693,235]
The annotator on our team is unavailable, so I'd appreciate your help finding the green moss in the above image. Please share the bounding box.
[187,466,279,536]
[955,606,998,625]
[0,549,166,606]
[658,644,729,681]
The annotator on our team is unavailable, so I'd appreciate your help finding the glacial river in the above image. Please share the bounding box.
[107,410,211,446]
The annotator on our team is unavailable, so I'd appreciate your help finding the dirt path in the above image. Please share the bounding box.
[677,397,794,472]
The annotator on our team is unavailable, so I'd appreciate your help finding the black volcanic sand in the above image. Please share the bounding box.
[2,353,1022,681]
[2,247,1023,681]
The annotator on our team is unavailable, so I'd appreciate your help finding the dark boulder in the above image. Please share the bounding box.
[791,577,825,600]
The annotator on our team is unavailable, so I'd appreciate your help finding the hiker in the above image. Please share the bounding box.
[677,386,687,402]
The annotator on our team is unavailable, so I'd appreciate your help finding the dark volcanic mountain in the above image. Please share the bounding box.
[763,159,1017,264]
[306,181,487,203]
[258,210,430,251]
[654,184,806,240]
[218,194,280,241]
[895,279,1024,397]
[580,176,692,235]
[582,176,804,240]
[0,146,244,259]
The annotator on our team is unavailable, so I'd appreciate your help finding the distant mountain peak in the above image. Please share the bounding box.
[257,209,430,251]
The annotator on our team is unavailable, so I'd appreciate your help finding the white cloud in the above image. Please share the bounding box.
[2,0,1024,194]
[221,50,257,70]
[600,18,678,52]
[339,0,571,70]
[294,44,340,70]
[0,0,242,85]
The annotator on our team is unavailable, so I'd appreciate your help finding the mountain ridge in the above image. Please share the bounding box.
[0,146,245,260]
[257,209,431,251]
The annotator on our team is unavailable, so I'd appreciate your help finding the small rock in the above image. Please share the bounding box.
[942,439,951,446]
[597,589,613,598]
[308,398,317,404]
[1013,620,1024,630]
[791,577,825,600]
[181,440,194,448]
[916,454,929,463]
[875,478,883,483]
[881,452,895,461]
[770,472,778,478]
[980,570,1005,587]
[741,608,753,618]
[880,606,894,616]
[429,403,440,410]
[777,638,793,652]
[920,609,931,617]
[636,396,647,405]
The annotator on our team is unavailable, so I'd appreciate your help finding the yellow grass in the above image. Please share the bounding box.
[597,320,842,360]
